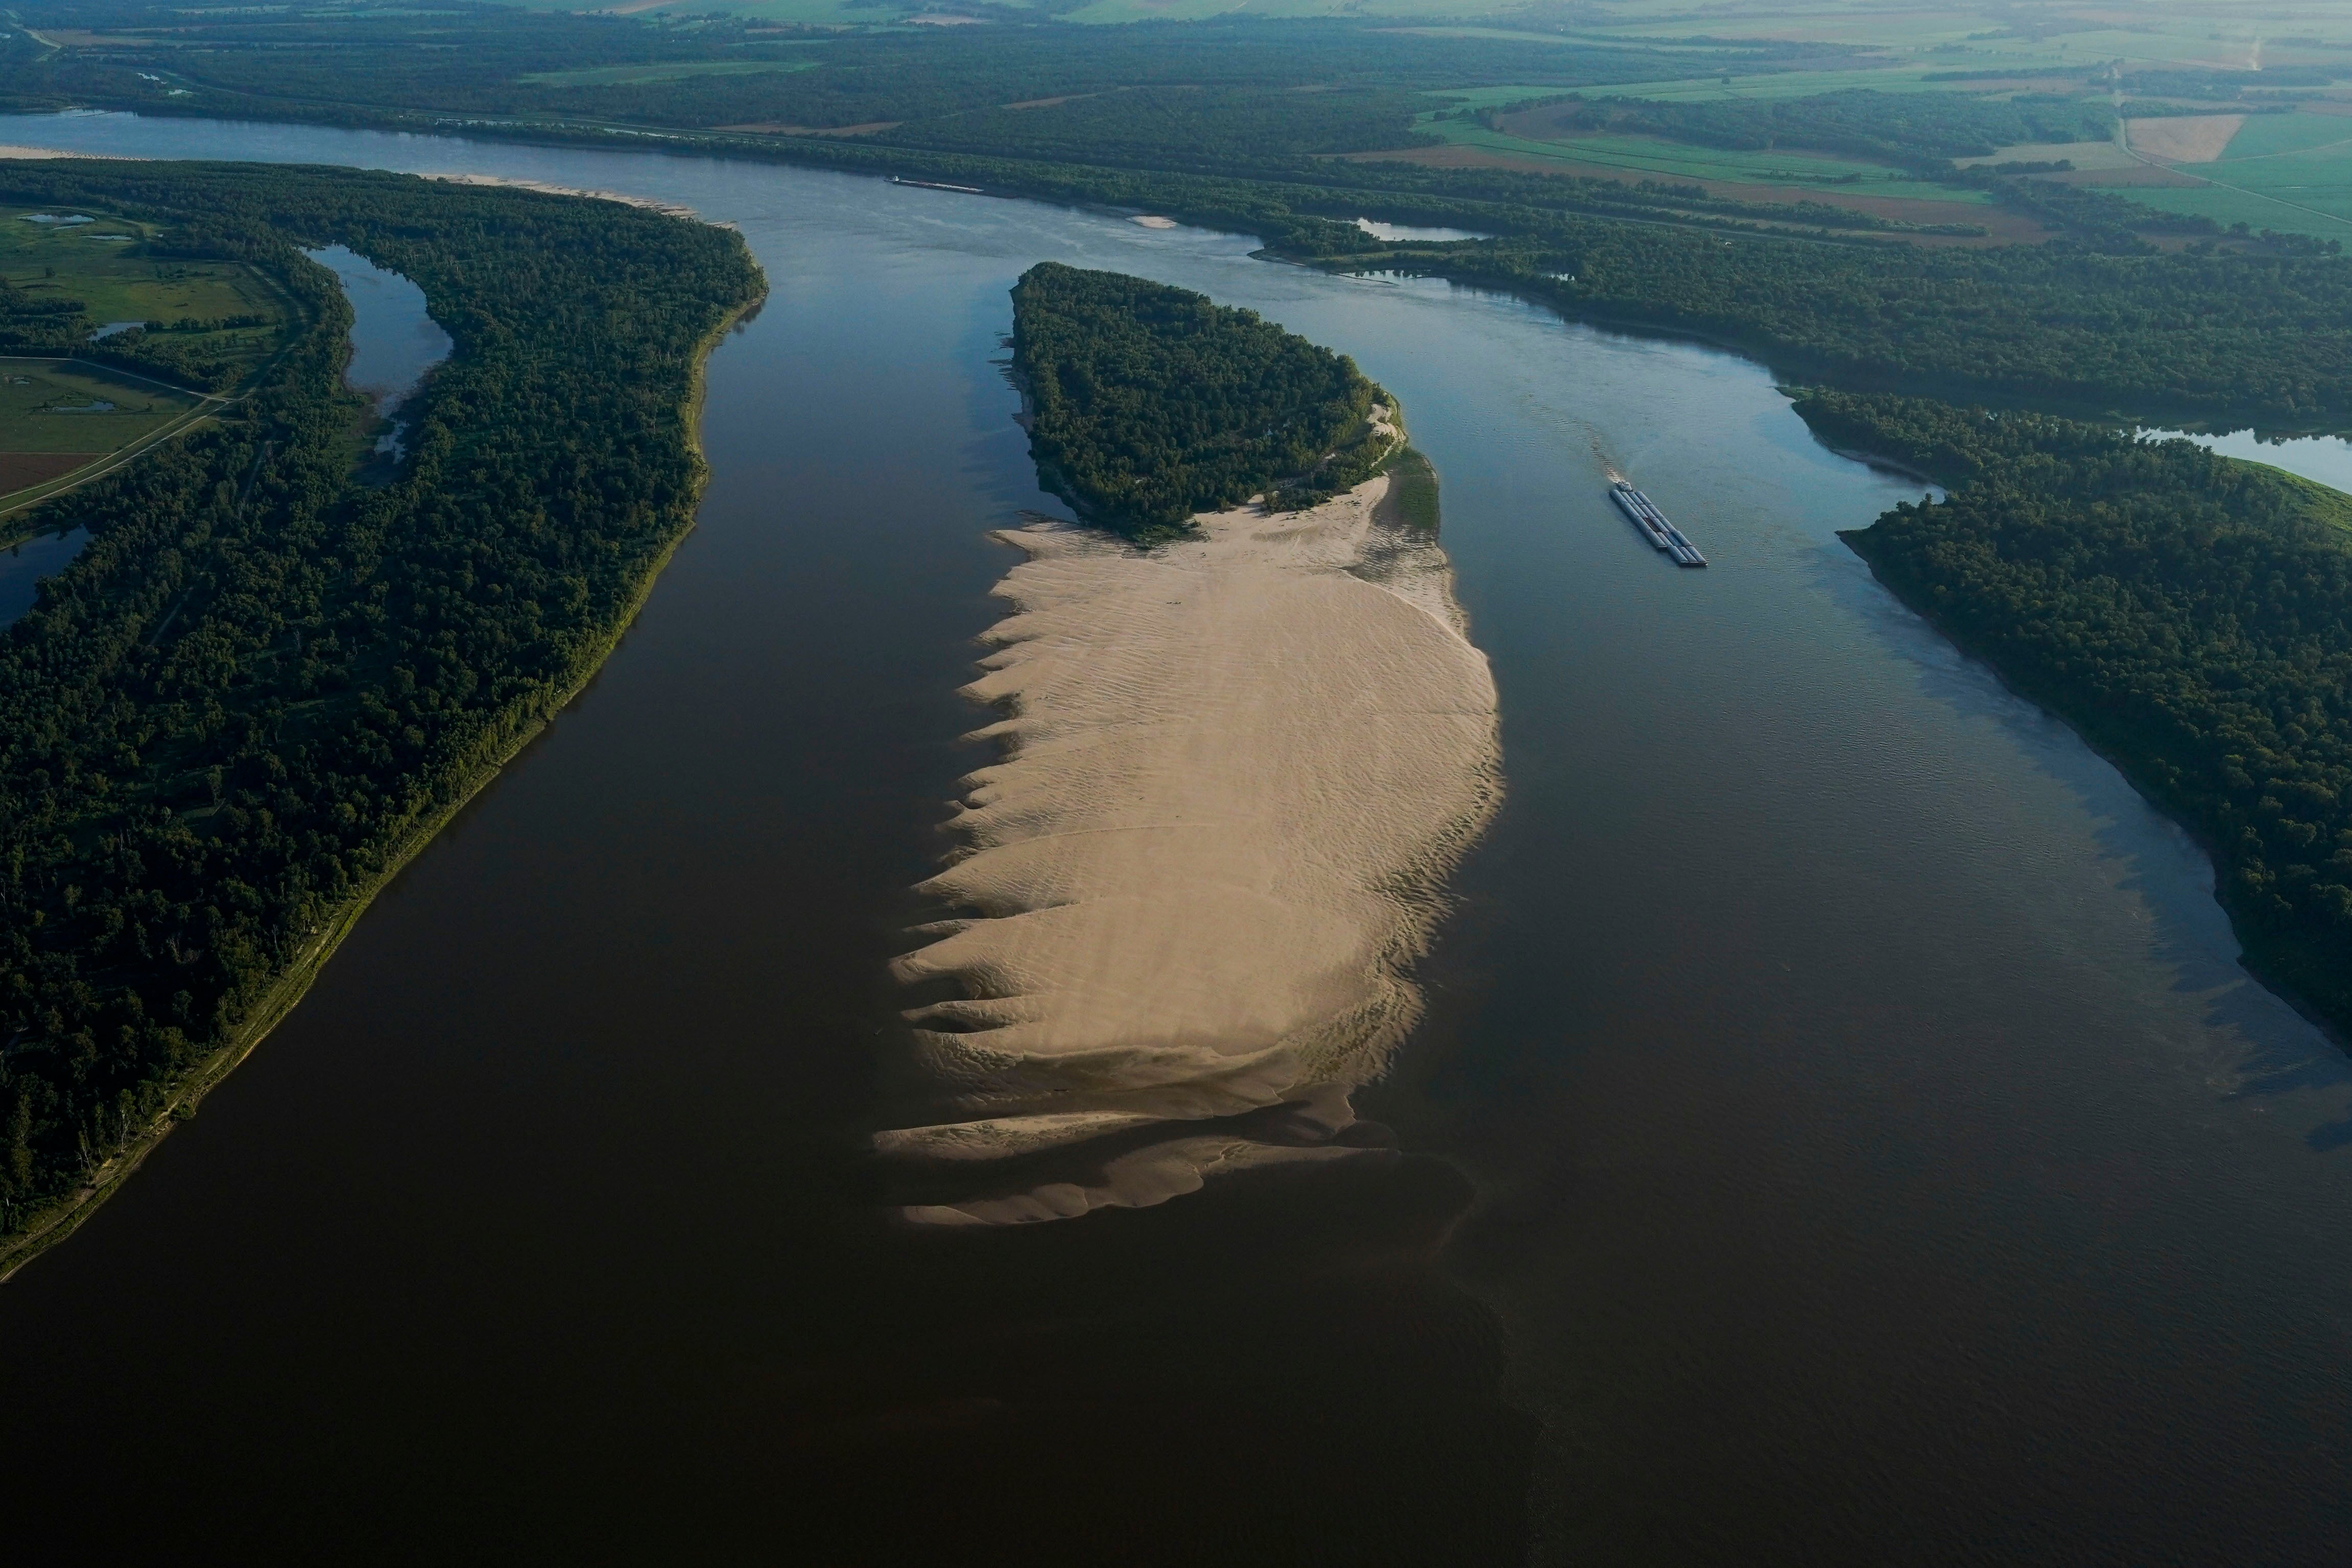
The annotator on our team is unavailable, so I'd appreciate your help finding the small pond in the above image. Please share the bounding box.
[1355,216,1491,243]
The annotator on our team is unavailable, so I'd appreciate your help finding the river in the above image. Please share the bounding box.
[2,114,2348,1565]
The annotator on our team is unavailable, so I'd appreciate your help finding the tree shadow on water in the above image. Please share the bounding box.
[1821,539,2352,1154]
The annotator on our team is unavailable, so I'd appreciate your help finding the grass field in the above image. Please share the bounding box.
[0,360,198,452]
[2216,112,2352,162]
[0,206,290,385]
[0,359,205,506]
[0,204,289,510]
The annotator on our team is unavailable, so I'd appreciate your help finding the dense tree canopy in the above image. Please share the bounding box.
[0,161,761,1247]
[1011,262,1384,535]
[1350,228,2352,424]
[1804,390,2352,1033]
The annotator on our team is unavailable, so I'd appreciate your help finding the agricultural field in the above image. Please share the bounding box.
[1383,97,2038,239]
[1431,108,1991,203]
[0,205,290,379]
[0,206,289,510]
[2048,105,2352,241]
[482,0,2352,65]
[0,360,200,501]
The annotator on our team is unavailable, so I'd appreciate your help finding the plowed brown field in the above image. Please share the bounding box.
[0,452,97,493]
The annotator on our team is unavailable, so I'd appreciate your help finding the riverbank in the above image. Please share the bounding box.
[880,450,1500,1225]
[0,281,763,1285]
[1815,388,2352,1058]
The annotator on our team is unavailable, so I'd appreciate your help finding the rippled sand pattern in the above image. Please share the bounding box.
[881,468,1501,1224]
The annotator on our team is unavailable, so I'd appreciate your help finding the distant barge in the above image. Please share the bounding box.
[1610,482,1707,567]
[890,176,986,195]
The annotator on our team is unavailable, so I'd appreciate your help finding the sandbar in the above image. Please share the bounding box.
[882,449,1500,1225]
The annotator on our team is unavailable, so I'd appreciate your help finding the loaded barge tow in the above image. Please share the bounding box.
[1610,482,1707,567]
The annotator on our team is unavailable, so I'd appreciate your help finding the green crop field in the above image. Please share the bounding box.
[1559,68,2026,104]
[486,0,2352,62]
[2070,108,2352,240]
[1410,69,2003,111]
[2216,112,2352,162]
[0,204,293,507]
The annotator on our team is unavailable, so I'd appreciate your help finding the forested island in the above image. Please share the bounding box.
[1801,391,2352,1039]
[0,161,762,1271]
[1011,262,1408,536]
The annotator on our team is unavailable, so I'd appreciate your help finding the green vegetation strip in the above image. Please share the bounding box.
[1800,390,2352,1039]
[0,161,763,1273]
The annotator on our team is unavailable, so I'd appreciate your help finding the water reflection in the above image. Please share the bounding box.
[303,243,452,462]
[1356,217,1490,243]
[2144,426,2352,494]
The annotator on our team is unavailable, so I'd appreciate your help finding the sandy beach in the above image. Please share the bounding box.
[0,145,127,160]
[881,452,1501,1224]
[421,172,703,221]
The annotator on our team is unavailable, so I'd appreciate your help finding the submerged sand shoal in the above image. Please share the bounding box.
[881,462,1502,1224]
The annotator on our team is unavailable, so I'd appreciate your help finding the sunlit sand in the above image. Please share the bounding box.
[882,455,1500,1224]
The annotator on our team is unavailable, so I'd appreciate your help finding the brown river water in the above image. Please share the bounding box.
[2,114,2349,1565]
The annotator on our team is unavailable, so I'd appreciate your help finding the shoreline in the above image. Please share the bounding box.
[1839,525,2352,1061]
[0,284,765,1284]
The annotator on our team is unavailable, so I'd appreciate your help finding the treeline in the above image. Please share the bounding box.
[1331,225,2352,423]
[1521,87,2115,163]
[1801,390,2352,1034]
[0,160,761,1249]
[1011,262,1381,535]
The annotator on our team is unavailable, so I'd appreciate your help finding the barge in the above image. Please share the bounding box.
[890,175,986,195]
[1609,482,1707,567]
